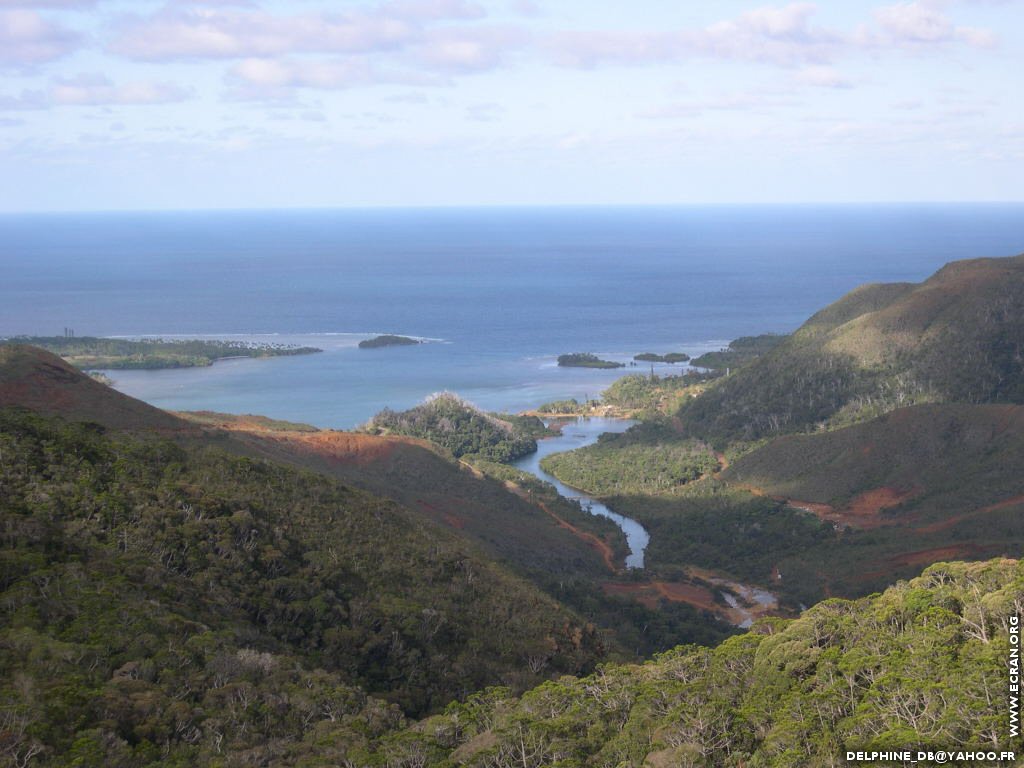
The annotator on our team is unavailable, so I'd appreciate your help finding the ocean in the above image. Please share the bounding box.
[2,204,1022,428]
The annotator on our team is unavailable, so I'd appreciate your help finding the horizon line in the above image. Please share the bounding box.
[2,200,1024,216]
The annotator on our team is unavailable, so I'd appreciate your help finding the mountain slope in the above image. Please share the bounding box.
[221,424,617,578]
[679,253,1024,443]
[0,351,617,745]
[723,403,1024,520]
[371,557,1023,766]
[363,393,543,462]
[0,344,190,432]
[0,408,606,716]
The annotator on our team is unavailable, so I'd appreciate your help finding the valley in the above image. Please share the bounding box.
[3,251,1024,766]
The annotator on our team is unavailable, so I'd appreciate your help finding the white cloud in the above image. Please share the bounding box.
[0,9,80,67]
[108,2,492,61]
[0,1,98,7]
[508,0,540,17]
[0,74,191,109]
[797,65,853,88]
[866,0,998,47]
[225,56,440,99]
[229,57,376,91]
[547,3,839,68]
[412,25,526,72]
[875,0,954,41]
[377,0,484,22]
[50,73,191,105]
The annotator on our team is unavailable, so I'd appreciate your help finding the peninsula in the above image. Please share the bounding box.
[0,335,321,370]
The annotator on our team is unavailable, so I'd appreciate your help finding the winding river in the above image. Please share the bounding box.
[512,417,651,569]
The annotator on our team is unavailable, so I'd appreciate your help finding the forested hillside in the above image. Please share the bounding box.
[369,558,1023,767]
[0,408,610,766]
[5,399,1018,764]
[364,394,543,462]
[679,254,1024,444]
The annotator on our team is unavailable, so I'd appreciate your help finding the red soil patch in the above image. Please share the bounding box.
[860,543,987,581]
[441,512,466,529]
[496,478,621,573]
[652,581,720,612]
[786,498,836,517]
[268,430,402,465]
[915,493,1024,534]
[713,451,729,477]
[413,499,467,530]
[603,567,782,627]
[601,582,661,611]
[600,581,720,614]
[889,544,980,568]
[0,347,189,433]
[786,486,919,529]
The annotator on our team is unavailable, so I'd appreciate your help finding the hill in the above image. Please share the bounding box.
[0,349,615,714]
[4,347,1017,762]
[370,557,1022,766]
[534,255,1024,606]
[8,390,1019,765]
[0,344,191,432]
[679,253,1024,444]
[364,393,542,463]
[221,424,615,579]
[0,405,615,760]
[213,420,735,655]
[723,403,1024,520]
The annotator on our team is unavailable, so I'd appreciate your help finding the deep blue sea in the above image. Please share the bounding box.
[2,205,1022,428]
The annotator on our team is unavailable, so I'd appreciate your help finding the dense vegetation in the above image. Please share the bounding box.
[536,398,592,415]
[541,424,718,496]
[358,335,422,349]
[680,256,1024,444]
[364,394,539,462]
[607,485,835,607]
[8,402,1016,764]
[557,353,624,369]
[634,352,690,363]
[7,253,1024,765]
[487,413,559,441]
[601,373,709,414]
[723,403,1024,511]
[0,408,613,768]
[689,334,786,371]
[1,336,320,370]
[370,558,1023,766]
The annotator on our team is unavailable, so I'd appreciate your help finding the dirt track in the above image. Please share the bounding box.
[537,501,620,573]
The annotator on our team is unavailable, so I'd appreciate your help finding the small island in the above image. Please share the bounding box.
[0,336,321,370]
[634,352,690,363]
[557,352,624,369]
[358,334,423,349]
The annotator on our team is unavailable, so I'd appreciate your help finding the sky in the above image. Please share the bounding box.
[0,0,1021,211]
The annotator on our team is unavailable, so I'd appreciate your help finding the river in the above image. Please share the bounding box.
[512,417,650,569]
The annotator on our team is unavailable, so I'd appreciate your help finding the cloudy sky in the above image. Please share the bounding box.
[0,0,1021,210]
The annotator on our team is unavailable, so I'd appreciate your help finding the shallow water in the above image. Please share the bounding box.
[4,205,1023,429]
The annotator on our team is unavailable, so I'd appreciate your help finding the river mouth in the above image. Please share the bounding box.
[512,417,651,569]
